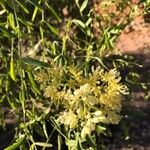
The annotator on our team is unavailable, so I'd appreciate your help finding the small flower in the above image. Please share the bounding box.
[81,120,95,139]
[36,70,48,83]
[93,111,103,116]
[44,85,58,99]
[57,111,78,129]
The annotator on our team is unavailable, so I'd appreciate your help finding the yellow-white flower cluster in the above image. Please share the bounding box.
[36,65,128,139]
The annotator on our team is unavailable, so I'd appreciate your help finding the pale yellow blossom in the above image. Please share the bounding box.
[57,111,78,129]
[36,64,128,138]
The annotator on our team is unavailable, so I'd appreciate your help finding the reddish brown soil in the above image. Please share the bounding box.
[116,14,150,59]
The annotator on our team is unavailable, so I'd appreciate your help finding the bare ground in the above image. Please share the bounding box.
[106,92,150,150]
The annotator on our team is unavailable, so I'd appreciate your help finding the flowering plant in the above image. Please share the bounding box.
[36,62,128,142]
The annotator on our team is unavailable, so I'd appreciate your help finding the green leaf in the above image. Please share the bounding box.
[19,89,25,112]
[96,125,106,134]
[0,28,16,38]
[27,68,41,95]
[85,17,92,26]
[32,5,39,21]
[74,0,79,8]
[45,2,61,22]
[72,19,90,36]
[9,58,17,82]
[30,142,52,149]
[86,135,97,149]
[22,57,49,67]
[31,0,42,21]
[8,13,16,30]
[80,0,88,13]
[73,19,86,29]
[32,122,45,137]
[18,17,33,30]
[0,22,7,27]
[34,142,52,147]
[15,0,29,14]
[50,117,68,140]
[39,23,44,41]
[92,56,108,69]
[57,135,62,150]
[27,0,42,12]
[43,20,58,36]
[4,135,26,150]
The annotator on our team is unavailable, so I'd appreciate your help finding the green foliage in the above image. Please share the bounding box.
[4,135,26,150]
[0,0,149,149]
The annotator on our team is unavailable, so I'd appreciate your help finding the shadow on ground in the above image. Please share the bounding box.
[0,93,150,150]
[105,95,150,150]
